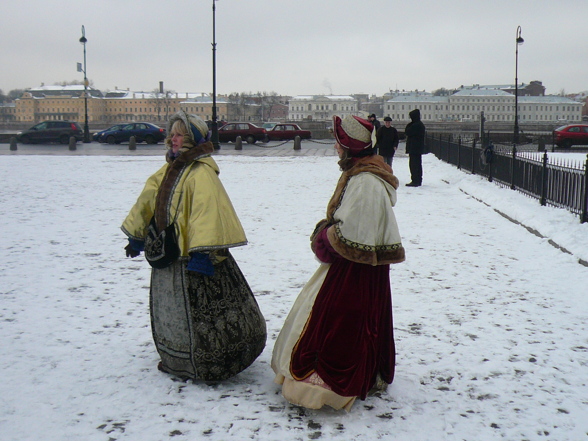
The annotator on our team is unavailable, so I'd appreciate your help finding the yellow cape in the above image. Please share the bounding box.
[122,156,247,256]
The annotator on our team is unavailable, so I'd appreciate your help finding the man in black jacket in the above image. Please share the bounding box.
[376,116,399,166]
[404,109,426,187]
[368,114,381,131]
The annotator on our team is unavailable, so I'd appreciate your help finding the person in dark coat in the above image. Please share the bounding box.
[368,114,381,131]
[375,116,399,166]
[404,109,426,187]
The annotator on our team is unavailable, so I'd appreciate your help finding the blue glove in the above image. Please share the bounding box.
[187,252,215,276]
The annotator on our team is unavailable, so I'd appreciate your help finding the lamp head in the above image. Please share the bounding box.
[516,26,524,45]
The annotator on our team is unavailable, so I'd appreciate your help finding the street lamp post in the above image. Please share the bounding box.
[79,25,90,143]
[514,25,524,144]
[211,0,220,150]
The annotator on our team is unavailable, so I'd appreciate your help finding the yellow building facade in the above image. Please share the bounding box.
[13,87,231,126]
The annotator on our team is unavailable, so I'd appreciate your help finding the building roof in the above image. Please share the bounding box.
[518,96,582,104]
[32,85,88,92]
[181,95,229,104]
[104,90,213,100]
[27,84,103,98]
[386,95,448,103]
[452,88,513,97]
[290,95,355,101]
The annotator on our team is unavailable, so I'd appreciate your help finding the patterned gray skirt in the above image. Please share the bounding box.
[149,252,266,381]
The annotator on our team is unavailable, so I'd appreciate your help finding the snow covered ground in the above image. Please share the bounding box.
[1,150,587,441]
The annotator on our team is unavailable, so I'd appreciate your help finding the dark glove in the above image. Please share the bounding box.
[125,244,140,258]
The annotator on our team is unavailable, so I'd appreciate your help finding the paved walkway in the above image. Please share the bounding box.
[0,139,347,157]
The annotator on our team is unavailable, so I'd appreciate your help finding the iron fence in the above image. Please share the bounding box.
[426,133,588,223]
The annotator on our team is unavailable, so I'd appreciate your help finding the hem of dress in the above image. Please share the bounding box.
[274,374,356,412]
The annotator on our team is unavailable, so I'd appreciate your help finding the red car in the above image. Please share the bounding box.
[266,123,311,141]
[217,122,267,144]
[553,124,588,148]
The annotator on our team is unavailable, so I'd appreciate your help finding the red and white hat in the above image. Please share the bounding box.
[333,115,375,155]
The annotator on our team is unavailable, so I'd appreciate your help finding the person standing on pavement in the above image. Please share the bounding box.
[368,114,381,131]
[376,116,399,166]
[405,109,426,187]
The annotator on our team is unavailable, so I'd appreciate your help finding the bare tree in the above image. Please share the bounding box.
[433,87,453,96]
[8,89,25,100]
[151,88,175,122]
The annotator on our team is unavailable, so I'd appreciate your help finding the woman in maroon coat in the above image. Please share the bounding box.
[271,115,405,411]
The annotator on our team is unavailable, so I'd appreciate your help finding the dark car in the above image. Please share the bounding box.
[17,121,83,144]
[266,123,311,141]
[217,122,267,144]
[93,124,125,142]
[98,122,166,144]
[553,124,588,148]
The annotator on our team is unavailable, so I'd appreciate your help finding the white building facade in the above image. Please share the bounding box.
[384,88,583,124]
[288,95,358,121]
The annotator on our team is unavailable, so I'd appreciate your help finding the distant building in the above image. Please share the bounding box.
[356,94,384,118]
[384,91,449,122]
[0,102,17,122]
[460,81,546,97]
[288,95,358,121]
[384,85,583,123]
[10,82,585,126]
[570,91,588,119]
[28,84,104,98]
[13,86,232,124]
[267,103,288,121]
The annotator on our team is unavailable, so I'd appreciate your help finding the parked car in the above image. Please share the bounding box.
[17,121,83,144]
[553,124,588,148]
[97,122,166,144]
[266,123,311,141]
[92,124,125,142]
[217,122,267,144]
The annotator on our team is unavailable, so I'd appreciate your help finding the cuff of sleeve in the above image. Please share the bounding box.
[313,228,340,263]
[129,238,145,251]
[187,252,215,276]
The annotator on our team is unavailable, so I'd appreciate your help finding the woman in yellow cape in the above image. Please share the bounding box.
[122,111,266,381]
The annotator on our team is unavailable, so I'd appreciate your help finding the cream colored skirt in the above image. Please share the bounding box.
[271,264,356,411]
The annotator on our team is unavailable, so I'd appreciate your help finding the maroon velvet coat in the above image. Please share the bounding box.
[289,156,402,400]
[290,256,395,399]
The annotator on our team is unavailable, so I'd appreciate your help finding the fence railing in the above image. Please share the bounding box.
[426,133,588,223]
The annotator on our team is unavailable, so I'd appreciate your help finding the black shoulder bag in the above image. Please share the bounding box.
[144,215,180,269]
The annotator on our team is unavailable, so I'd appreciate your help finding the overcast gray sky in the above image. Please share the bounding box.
[2,0,587,97]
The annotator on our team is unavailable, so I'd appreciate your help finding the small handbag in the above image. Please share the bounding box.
[144,216,180,269]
